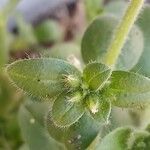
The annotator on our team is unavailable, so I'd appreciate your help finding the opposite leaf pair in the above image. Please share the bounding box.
[7,58,150,128]
[51,61,112,127]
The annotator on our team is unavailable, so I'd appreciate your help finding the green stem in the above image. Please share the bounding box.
[104,0,144,67]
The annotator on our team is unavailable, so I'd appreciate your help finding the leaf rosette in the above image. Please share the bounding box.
[7,58,150,128]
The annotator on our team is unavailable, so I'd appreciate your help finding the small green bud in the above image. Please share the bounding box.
[64,74,81,89]
[86,95,99,114]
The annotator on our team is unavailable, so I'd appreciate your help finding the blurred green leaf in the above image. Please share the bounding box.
[43,42,81,60]
[23,98,51,126]
[95,126,150,150]
[47,112,101,150]
[18,102,64,150]
[133,5,150,76]
[96,127,132,150]
[108,71,150,108]
[7,58,81,101]
[81,15,143,71]
[42,42,83,69]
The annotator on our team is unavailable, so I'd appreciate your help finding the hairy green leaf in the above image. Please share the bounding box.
[81,15,143,71]
[51,92,84,127]
[6,58,81,101]
[83,62,111,91]
[108,71,150,107]
[96,127,132,150]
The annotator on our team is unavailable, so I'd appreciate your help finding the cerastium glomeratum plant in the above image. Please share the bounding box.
[6,0,150,149]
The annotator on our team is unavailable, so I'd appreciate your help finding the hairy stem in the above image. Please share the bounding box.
[104,0,144,67]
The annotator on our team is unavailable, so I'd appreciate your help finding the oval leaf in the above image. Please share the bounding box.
[6,58,81,101]
[108,71,150,108]
[81,15,143,71]
[51,92,84,127]
[83,62,111,91]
